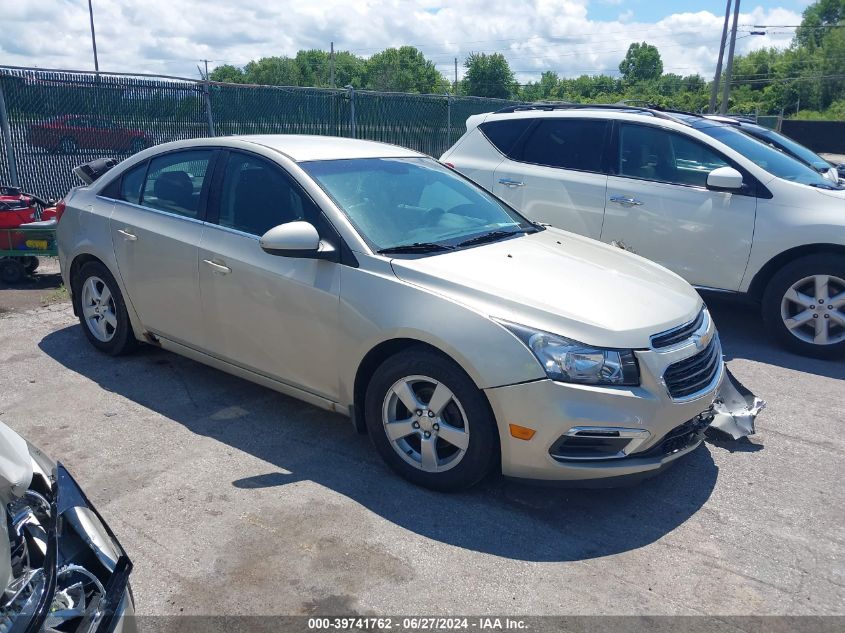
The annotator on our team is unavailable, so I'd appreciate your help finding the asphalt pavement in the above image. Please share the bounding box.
[0,296,842,616]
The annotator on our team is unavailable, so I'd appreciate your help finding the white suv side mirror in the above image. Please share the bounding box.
[707,166,744,191]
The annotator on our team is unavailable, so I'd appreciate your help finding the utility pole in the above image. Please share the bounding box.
[330,42,335,88]
[454,57,458,95]
[719,0,742,115]
[87,0,99,73]
[204,59,209,80]
[709,0,732,113]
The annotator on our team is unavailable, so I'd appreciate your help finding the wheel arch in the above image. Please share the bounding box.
[351,337,497,437]
[747,243,845,301]
[68,253,107,315]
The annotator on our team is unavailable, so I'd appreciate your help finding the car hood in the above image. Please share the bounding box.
[390,228,702,349]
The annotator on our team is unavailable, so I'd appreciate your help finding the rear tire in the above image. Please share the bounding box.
[73,261,138,356]
[762,254,845,359]
[24,257,39,275]
[0,259,24,284]
[364,347,498,491]
[58,136,77,154]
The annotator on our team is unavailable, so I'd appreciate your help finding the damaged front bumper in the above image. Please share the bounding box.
[2,459,135,633]
[710,367,766,440]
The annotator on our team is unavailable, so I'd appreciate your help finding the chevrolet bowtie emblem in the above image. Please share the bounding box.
[692,329,713,351]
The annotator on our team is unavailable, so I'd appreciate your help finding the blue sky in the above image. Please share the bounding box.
[587,0,811,23]
[0,1,810,82]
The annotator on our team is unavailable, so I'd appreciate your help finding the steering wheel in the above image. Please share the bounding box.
[422,207,446,226]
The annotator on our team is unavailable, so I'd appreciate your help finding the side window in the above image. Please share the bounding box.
[618,124,730,187]
[520,119,608,172]
[141,150,213,218]
[119,162,146,204]
[669,133,730,187]
[217,152,318,236]
[479,119,534,157]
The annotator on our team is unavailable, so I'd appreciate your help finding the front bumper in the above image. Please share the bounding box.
[5,456,135,633]
[485,372,725,483]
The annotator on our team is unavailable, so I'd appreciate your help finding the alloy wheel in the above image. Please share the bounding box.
[780,274,845,346]
[81,276,118,343]
[381,375,470,473]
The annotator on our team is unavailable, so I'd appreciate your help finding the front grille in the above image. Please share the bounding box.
[651,310,705,349]
[664,337,722,399]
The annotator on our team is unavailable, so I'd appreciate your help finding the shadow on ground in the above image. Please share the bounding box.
[40,324,721,562]
[704,294,845,381]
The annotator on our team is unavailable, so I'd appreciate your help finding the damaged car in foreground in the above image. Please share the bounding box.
[59,136,762,490]
[0,421,134,632]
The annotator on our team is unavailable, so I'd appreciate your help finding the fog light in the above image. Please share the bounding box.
[509,424,536,440]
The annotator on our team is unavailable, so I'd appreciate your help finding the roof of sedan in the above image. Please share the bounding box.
[238,134,425,162]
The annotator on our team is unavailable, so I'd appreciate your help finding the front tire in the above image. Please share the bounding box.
[364,347,499,491]
[762,254,845,359]
[74,261,137,356]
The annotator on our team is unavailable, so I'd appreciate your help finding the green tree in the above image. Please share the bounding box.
[463,53,515,99]
[209,64,245,83]
[364,46,444,93]
[242,57,301,86]
[795,0,845,49]
[618,42,663,83]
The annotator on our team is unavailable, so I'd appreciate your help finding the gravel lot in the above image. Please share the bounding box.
[0,295,842,617]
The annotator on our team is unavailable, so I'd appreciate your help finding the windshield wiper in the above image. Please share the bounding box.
[457,229,528,248]
[808,182,842,190]
[377,242,455,254]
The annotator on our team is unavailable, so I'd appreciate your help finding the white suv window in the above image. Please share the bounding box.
[618,124,729,187]
[520,119,608,173]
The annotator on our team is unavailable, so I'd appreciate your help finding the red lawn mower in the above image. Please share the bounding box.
[0,186,61,284]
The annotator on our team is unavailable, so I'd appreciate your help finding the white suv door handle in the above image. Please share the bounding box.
[498,178,524,188]
[117,228,137,241]
[609,195,644,207]
[203,259,231,274]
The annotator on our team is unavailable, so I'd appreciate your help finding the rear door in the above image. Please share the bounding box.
[197,150,341,400]
[109,149,215,348]
[492,117,610,239]
[601,122,757,290]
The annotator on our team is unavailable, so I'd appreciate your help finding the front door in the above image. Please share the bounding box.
[110,149,215,348]
[492,117,609,239]
[198,150,341,401]
[600,122,757,290]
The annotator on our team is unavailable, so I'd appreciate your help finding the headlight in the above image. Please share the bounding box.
[497,320,640,386]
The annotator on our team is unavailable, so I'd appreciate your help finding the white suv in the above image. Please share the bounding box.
[442,105,845,358]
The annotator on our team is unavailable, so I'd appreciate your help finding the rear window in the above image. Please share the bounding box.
[479,119,534,157]
[520,119,608,173]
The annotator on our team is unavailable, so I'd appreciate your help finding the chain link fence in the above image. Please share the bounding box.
[0,66,514,199]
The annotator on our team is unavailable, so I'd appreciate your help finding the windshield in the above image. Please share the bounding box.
[698,124,836,187]
[745,126,831,172]
[302,157,538,253]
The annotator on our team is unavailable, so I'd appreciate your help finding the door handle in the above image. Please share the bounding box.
[203,259,231,274]
[117,228,137,241]
[498,178,524,188]
[609,195,644,207]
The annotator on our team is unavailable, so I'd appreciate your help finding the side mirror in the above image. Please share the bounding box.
[259,221,336,260]
[707,166,744,191]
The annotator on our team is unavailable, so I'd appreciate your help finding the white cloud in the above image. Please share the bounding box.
[0,0,802,83]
